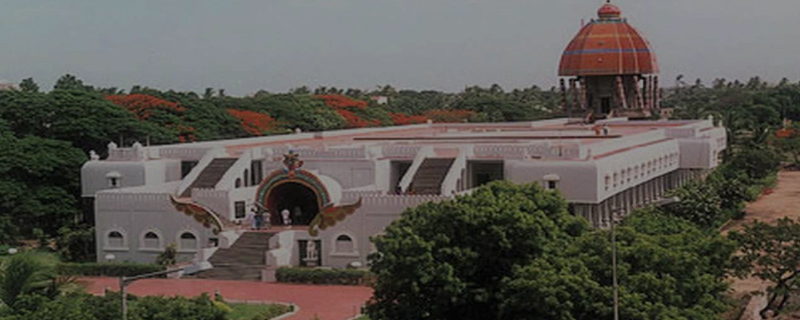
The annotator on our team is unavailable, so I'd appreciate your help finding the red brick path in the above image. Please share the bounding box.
[81,278,372,320]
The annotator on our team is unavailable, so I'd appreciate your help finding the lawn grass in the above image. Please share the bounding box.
[228,303,291,320]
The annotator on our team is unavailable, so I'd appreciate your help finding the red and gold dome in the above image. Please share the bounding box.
[558,3,658,77]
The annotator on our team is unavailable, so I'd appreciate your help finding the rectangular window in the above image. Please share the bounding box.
[548,181,558,190]
[235,201,246,219]
[181,161,199,178]
[251,160,263,186]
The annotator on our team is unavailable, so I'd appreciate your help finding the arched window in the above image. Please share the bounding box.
[335,234,354,253]
[107,230,125,248]
[243,169,249,187]
[179,232,198,251]
[141,231,161,250]
[235,178,242,188]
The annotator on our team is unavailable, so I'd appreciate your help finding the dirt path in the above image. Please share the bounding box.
[723,171,800,295]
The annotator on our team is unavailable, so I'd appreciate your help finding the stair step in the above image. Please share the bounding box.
[180,158,238,197]
[192,232,274,281]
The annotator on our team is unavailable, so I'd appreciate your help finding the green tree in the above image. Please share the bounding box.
[55,225,96,263]
[53,74,93,92]
[0,123,86,236]
[17,78,38,93]
[0,252,62,308]
[730,218,800,317]
[663,180,724,228]
[366,181,587,320]
[728,146,780,181]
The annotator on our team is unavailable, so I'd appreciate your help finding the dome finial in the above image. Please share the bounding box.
[598,2,622,19]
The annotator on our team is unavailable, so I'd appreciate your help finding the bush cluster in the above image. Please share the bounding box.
[275,266,371,286]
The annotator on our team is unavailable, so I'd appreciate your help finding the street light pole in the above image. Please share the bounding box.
[609,196,679,320]
[610,206,621,320]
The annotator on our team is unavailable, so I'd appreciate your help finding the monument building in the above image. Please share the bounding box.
[81,2,725,279]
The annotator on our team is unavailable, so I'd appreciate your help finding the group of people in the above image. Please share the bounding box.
[246,205,303,230]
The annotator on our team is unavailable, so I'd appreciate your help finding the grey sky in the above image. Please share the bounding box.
[1,0,798,96]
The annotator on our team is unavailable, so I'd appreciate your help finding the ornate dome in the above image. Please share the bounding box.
[558,3,658,77]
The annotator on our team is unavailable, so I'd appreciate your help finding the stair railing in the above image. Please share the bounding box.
[177,147,228,197]
[398,146,434,193]
[215,148,253,190]
[440,148,468,196]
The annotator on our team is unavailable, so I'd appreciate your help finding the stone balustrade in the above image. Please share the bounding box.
[381,145,422,158]
[192,188,230,218]
[96,192,173,212]
[159,147,211,160]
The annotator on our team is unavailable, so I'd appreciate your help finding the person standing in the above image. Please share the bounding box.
[254,210,264,230]
[281,208,292,227]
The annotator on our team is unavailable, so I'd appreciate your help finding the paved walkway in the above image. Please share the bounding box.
[722,170,800,295]
[80,277,373,320]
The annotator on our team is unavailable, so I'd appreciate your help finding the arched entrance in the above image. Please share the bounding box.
[266,181,320,226]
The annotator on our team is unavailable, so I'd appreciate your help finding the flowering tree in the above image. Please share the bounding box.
[389,112,427,126]
[106,94,185,120]
[226,109,278,136]
[423,109,477,123]
[314,94,368,109]
[313,94,383,128]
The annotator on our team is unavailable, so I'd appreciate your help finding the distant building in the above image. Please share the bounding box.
[371,96,389,105]
[0,81,18,91]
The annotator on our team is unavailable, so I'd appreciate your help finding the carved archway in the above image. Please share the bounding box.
[255,167,331,226]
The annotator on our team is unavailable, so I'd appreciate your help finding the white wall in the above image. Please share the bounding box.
[94,192,216,263]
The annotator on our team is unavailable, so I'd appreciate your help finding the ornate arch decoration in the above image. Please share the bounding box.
[169,196,224,235]
[255,151,332,210]
[255,150,362,236]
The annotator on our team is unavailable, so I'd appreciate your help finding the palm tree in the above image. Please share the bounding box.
[0,252,71,308]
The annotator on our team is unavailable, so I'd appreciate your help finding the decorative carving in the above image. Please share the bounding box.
[169,196,223,235]
[282,150,304,176]
[308,198,363,236]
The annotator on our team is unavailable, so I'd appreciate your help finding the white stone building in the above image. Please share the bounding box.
[81,117,725,279]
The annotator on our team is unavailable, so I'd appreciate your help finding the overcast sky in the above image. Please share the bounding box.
[1,0,798,96]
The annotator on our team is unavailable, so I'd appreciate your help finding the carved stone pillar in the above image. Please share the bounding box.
[615,76,627,109]
[560,78,568,113]
[635,76,644,109]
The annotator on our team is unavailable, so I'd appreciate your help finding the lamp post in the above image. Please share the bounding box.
[609,196,679,320]
[119,262,212,320]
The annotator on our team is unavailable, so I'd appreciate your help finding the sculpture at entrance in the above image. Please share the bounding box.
[282,150,304,177]
[308,198,363,236]
[169,196,224,235]
[305,240,318,266]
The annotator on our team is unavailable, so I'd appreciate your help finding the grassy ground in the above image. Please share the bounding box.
[228,303,291,320]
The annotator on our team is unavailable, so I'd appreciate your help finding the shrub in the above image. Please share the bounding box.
[275,267,371,286]
[55,262,165,277]
[156,243,177,266]
[664,180,724,229]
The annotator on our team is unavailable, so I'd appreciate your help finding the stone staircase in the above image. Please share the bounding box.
[180,158,237,198]
[189,232,273,281]
[411,158,455,195]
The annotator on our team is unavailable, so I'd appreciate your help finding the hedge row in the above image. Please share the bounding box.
[275,266,372,286]
[56,262,166,277]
